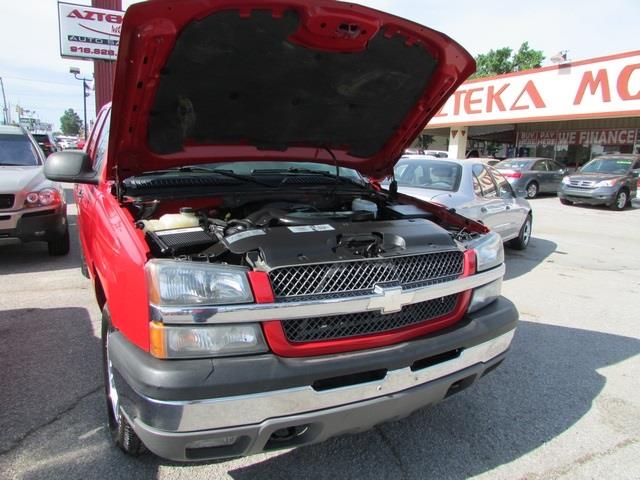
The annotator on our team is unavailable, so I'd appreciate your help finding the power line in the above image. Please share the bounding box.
[1,75,88,88]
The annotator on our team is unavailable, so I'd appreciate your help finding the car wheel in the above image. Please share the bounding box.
[559,198,573,205]
[610,189,628,211]
[47,228,70,256]
[525,182,539,199]
[508,214,532,250]
[80,249,90,278]
[102,307,146,456]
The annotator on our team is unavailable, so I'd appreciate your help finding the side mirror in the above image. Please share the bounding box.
[44,151,99,184]
[559,168,568,175]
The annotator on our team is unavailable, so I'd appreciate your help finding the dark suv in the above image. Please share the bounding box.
[32,132,59,157]
[558,155,640,210]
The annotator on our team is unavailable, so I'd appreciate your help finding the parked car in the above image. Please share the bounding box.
[44,0,518,462]
[32,132,59,157]
[392,156,532,249]
[495,157,568,199]
[56,135,78,150]
[558,154,640,210]
[478,157,500,167]
[0,125,69,255]
[425,149,449,158]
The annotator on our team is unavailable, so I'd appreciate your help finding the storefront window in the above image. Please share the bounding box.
[518,128,639,168]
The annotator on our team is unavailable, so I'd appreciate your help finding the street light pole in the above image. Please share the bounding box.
[70,67,92,139]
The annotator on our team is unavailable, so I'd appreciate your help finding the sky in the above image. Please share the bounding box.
[0,0,638,131]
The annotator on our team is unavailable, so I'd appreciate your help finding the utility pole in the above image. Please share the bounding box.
[0,77,8,124]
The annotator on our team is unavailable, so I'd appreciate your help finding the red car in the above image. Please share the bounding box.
[44,0,518,462]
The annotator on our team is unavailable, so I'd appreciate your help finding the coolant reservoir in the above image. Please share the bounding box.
[352,198,378,218]
[143,207,199,232]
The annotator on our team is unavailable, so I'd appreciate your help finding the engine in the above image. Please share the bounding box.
[137,197,458,270]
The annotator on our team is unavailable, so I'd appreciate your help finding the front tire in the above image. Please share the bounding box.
[102,307,145,456]
[610,189,628,211]
[525,181,539,199]
[508,214,532,250]
[48,228,70,256]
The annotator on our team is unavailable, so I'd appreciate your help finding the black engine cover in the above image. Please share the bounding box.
[223,218,457,270]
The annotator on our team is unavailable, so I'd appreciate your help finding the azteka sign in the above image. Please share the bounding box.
[428,51,640,127]
[58,2,123,61]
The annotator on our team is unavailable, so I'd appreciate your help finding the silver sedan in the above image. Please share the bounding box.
[392,156,533,249]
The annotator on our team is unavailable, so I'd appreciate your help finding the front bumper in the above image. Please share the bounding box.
[110,296,518,461]
[558,184,617,205]
[0,205,67,243]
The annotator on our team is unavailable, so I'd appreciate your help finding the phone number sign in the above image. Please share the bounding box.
[58,2,122,61]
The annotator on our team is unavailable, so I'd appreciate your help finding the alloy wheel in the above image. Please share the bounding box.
[105,333,120,425]
[617,191,627,210]
[522,218,531,245]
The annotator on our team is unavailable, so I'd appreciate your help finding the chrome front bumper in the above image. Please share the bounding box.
[119,329,514,433]
[116,328,515,461]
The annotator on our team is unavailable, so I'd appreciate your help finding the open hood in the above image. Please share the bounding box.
[108,0,474,180]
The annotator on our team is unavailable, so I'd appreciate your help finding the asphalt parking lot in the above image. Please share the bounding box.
[0,193,639,480]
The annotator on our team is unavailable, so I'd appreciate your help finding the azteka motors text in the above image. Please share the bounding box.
[435,62,640,117]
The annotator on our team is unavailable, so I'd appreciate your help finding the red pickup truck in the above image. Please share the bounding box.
[45,0,518,462]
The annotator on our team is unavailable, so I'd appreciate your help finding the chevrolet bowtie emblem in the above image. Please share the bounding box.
[368,285,414,314]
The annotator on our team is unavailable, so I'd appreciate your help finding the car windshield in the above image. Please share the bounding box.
[496,160,531,170]
[0,134,40,166]
[394,160,462,192]
[580,158,633,174]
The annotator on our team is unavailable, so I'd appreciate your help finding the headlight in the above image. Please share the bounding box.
[468,279,502,313]
[468,231,504,272]
[595,179,618,187]
[24,188,61,207]
[146,260,254,306]
[561,176,571,185]
[149,322,267,358]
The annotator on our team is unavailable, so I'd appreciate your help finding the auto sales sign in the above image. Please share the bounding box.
[58,2,122,61]
[428,51,640,127]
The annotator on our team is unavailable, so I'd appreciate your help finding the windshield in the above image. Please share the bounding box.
[394,160,462,192]
[0,134,41,166]
[496,160,531,170]
[580,158,633,174]
[193,161,364,181]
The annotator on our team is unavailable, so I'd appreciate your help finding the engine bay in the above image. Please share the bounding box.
[128,191,478,270]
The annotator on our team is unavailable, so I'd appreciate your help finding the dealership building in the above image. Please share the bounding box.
[422,50,640,167]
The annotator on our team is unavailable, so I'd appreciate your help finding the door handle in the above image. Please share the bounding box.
[76,190,83,198]
[480,207,488,213]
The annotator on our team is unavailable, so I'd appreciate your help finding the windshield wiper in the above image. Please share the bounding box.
[251,167,366,187]
[139,166,274,187]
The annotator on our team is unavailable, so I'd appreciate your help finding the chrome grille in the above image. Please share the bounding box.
[0,194,14,209]
[568,179,595,189]
[282,294,460,342]
[269,250,464,302]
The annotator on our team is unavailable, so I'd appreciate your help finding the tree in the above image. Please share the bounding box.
[472,42,545,79]
[59,108,82,135]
